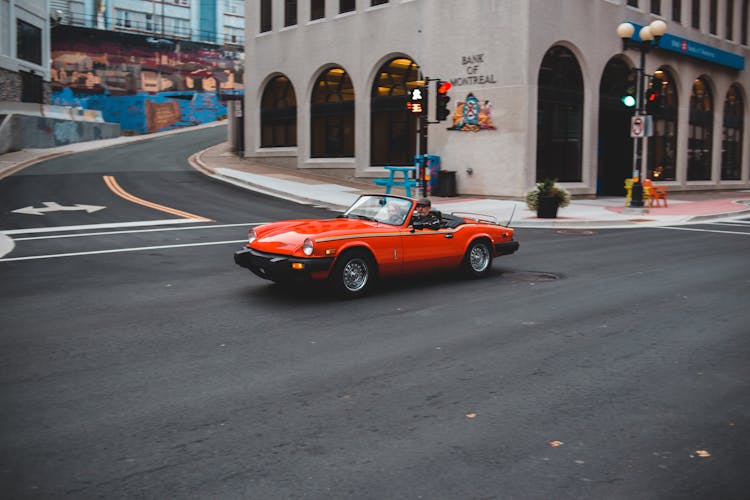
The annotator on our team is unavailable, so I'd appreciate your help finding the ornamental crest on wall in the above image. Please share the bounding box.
[448,93,496,132]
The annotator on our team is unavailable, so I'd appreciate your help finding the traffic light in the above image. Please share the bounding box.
[435,80,452,121]
[621,69,637,108]
[406,86,426,115]
[645,76,663,115]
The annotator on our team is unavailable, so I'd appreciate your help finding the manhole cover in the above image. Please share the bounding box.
[555,229,596,235]
[502,271,561,282]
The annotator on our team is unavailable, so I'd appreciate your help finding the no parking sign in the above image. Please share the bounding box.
[630,115,653,138]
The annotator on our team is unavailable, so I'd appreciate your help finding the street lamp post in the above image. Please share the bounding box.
[617,19,667,211]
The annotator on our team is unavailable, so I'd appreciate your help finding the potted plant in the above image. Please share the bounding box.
[525,178,570,218]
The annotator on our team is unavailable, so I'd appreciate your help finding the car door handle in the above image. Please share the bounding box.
[444,233,454,239]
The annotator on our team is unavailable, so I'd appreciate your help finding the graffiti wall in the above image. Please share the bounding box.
[50,25,244,134]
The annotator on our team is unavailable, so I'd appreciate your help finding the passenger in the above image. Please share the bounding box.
[411,198,441,230]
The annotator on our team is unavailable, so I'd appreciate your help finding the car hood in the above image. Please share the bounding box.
[250,218,389,254]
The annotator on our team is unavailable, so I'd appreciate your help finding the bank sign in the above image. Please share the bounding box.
[630,23,745,70]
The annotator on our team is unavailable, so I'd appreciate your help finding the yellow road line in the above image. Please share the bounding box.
[103,175,213,221]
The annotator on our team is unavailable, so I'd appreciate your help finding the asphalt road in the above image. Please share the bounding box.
[1,127,748,499]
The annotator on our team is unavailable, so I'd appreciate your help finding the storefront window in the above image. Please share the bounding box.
[311,67,355,158]
[647,68,678,181]
[536,46,584,182]
[721,85,744,180]
[261,75,297,147]
[688,77,713,181]
[370,57,421,166]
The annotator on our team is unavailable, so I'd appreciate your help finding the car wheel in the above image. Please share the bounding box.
[330,250,374,298]
[463,239,493,278]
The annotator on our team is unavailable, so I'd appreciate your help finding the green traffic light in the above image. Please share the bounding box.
[622,95,636,107]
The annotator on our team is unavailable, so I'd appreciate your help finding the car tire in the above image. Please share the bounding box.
[463,239,493,278]
[330,249,375,298]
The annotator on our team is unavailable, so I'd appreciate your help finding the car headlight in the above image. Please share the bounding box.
[247,229,257,244]
[302,238,314,256]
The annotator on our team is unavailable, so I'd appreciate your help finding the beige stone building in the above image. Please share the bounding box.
[243,0,750,197]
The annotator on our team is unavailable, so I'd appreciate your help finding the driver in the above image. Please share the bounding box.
[411,198,441,230]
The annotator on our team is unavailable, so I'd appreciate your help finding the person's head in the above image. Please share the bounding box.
[415,198,431,215]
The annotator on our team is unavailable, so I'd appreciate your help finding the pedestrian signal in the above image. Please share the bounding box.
[407,87,426,115]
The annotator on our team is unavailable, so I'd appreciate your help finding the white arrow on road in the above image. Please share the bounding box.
[12,202,106,216]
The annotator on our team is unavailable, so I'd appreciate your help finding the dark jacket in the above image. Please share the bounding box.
[411,210,441,230]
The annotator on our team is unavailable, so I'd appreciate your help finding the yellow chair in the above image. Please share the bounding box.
[624,178,651,206]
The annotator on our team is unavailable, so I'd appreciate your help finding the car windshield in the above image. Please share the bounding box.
[342,195,412,226]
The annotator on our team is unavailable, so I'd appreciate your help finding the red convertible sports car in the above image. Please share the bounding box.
[234,194,519,297]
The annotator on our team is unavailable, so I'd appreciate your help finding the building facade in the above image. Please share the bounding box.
[0,0,51,103]
[50,0,245,46]
[244,0,750,197]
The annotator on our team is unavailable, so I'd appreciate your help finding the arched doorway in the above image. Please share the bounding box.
[536,46,584,183]
[598,57,635,195]
[260,75,297,148]
[721,84,744,180]
[646,68,678,181]
[370,57,421,166]
[311,67,355,158]
[688,76,713,181]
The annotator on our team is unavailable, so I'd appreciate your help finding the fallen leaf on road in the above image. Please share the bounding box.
[466,413,477,419]
[696,450,711,457]
[549,441,564,447]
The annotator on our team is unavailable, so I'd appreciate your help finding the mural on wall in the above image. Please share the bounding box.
[448,93,496,132]
[50,25,244,134]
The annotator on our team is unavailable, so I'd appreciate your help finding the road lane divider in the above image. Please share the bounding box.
[103,175,212,221]
[0,239,247,262]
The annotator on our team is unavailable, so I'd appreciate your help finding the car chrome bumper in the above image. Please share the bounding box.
[495,241,520,256]
[234,248,334,282]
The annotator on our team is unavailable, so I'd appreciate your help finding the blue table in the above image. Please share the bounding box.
[373,166,419,197]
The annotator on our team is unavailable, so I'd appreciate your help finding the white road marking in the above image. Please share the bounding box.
[12,201,106,216]
[13,222,264,241]
[0,240,247,262]
[660,226,750,236]
[2,219,204,235]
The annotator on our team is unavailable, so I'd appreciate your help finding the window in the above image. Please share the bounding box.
[340,0,355,14]
[673,0,682,22]
[647,68,679,181]
[311,67,355,158]
[370,58,421,166]
[261,0,272,32]
[16,19,42,65]
[742,0,749,44]
[709,0,717,34]
[146,14,153,31]
[115,9,131,28]
[721,85,743,180]
[627,0,638,7]
[727,0,734,39]
[261,76,297,147]
[692,0,700,29]
[371,0,389,5]
[651,0,661,15]
[20,70,43,103]
[311,0,325,20]
[536,46,584,183]
[285,0,297,26]
[688,77,713,181]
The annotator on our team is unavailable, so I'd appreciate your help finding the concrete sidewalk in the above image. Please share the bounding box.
[2,122,750,229]
[190,142,750,228]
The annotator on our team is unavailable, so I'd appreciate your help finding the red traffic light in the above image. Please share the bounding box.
[437,81,452,94]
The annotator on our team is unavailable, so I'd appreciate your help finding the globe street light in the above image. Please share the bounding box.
[617,20,667,210]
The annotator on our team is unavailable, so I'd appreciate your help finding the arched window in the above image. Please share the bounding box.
[721,84,744,180]
[370,57,421,166]
[261,75,297,148]
[536,46,584,182]
[688,76,713,180]
[311,67,355,158]
[647,68,678,181]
